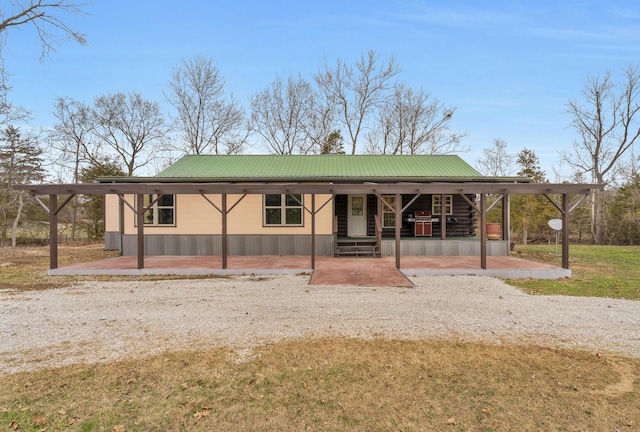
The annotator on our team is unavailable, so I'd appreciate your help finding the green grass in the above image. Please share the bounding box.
[508,244,640,299]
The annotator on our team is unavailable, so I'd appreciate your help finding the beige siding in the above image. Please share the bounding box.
[104,194,120,232]
[105,193,334,236]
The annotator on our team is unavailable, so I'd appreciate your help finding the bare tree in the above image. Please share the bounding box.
[366,83,468,155]
[165,55,247,155]
[0,1,89,125]
[249,74,316,155]
[49,97,96,240]
[561,65,640,244]
[476,138,516,176]
[0,0,89,59]
[314,50,400,154]
[91,92,169,175]
[50,97,94,180]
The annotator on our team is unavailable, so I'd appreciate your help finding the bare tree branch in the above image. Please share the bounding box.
[164,55,247,155]
[315,50,400,154]
[561,64,640,244]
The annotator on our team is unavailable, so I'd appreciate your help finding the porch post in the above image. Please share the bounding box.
[440,193,447,240]
[480,193,487,270]
[562,193,570,269]
[502,193,510,243]
[118,195,124,256]
[311,194,316,270]
[222,194,228,270]
[136,193,144,270]
[49,194,58,270]
[395,193,401,269]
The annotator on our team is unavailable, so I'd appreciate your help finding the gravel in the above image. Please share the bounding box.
[1,275,639,375]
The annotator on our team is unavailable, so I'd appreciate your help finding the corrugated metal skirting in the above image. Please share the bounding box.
[381,240,510,256]
[107,233,334,256]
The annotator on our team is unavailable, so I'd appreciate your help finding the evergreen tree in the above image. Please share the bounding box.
[608,175,640,245]
[510,148,554,244]
[0,126,46,246]
[77,158,126,241]
[320,130,345,154]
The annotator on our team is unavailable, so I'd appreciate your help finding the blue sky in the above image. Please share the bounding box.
[4,0,640,177]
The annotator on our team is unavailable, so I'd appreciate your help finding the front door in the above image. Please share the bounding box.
[347,195,367,237]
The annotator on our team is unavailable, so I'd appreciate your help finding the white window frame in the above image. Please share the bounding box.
[432,195,453,216]
[381,195,396,228]
[134,194,176,226]
[263,194,304,226]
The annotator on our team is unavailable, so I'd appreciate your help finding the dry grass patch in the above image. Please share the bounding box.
[0,244,231,291]
[1,338,638,431]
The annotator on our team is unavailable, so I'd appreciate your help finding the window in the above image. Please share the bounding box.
[432,195,452,215]
[381,195,396,228]
[139,194,175,226]
[264,194,303,226]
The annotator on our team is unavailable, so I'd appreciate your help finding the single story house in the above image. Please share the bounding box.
[103,154,521,259]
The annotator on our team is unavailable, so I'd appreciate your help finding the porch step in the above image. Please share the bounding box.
[335,240,380,257]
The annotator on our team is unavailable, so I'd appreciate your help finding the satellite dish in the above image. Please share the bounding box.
[548,219,562,231]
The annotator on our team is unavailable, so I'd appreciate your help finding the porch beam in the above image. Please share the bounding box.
[460,193,480,213]
[543,193,564,214]
[15,181,603,196]
[400,193,421,213]
[52,193,76,216]
[118,194,136,213]
[227,194,247,213]
[569,194,590,214]
[375,192,396,213]
[33,195,50,214]
[200,193,222,213]
[486,194,503,213]
[314,195,333,214]
[49,194,58,270]
[136,194,144,270]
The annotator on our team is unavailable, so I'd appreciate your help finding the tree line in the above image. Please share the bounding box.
[1,1,640,246]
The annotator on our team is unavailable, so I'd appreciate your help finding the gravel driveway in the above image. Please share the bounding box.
[1,275,639,375]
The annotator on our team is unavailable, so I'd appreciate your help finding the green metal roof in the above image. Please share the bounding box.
[98,155,531,183]
[147,154,507,182]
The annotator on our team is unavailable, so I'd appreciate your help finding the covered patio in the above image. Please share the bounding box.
[46,254,569,286]
[15,180,600,282]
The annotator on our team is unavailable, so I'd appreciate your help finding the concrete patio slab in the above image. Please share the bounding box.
[48,254,570,284]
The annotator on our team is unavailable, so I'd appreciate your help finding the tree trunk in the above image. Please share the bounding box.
[11,192,24,247]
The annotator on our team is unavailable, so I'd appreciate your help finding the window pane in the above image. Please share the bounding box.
[285,194,302,207]
[383,213,395,228]
[158,209,174,225]
[265,208,281,225]
[351,196,364,216]
[265,194,281,207]
[158,194,174,206]
[144,209,154,224]
[286,208,302,225]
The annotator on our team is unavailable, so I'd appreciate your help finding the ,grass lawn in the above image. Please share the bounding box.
[509,244,640,300]
[0,339,638,431]
[1,244,639,431]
